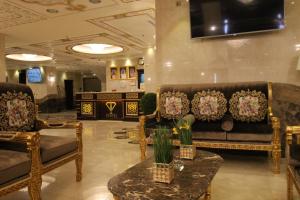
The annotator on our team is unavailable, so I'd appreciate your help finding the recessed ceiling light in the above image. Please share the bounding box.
[6,54,53,62]
[72,43,123,54]
[46,8,59,13]
[89,0,102,3]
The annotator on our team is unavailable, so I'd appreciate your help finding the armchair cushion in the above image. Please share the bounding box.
[0,150,30,185]
[290,137,300,163]
[40,135,77,163]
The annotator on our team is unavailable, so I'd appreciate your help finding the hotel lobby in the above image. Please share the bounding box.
[1,0,300,200]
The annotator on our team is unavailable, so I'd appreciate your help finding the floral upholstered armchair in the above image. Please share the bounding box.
[286,126,300,200]
[0,83,83,200]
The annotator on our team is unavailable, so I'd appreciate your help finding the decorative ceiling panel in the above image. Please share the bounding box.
[7,0,118,18]
[0,1,46,29]
[87,9,155,47]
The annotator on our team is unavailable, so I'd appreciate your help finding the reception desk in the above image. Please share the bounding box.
[76,91,144,121]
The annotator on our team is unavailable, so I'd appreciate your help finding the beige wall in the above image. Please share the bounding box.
[152,0,300,89]
[0,34,6,82]
[7,66,83,99]
[106,58,142,92]
[56,71,83,96]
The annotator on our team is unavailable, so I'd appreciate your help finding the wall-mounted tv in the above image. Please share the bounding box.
[189,0,285,38]
[27,67,42,83]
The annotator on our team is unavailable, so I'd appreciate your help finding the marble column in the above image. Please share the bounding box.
[0,34,6,82]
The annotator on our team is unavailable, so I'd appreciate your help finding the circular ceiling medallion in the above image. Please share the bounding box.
[6,54,53,62]
[71,43,123,55]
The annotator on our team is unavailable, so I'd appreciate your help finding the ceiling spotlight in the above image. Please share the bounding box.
[72,43,123,54]
[6,54,53,62]
[89,0,102,3]
[46,8,59,13]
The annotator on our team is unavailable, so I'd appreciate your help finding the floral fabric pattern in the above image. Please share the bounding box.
[192,90,227,121]
[160,91,190,119]
[238,96,259,117]
[7,99,29,127]
[229,90,267,122]
[0,91,35,131]
[165,96,182,116]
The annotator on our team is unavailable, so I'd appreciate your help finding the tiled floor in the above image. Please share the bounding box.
[1,120,295,200]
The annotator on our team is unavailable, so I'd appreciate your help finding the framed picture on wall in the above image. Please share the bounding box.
[110,67,118,80]
[128,66,136,79]
[119,67,127,79]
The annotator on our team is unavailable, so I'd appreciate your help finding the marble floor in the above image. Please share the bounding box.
[1,120,296,200]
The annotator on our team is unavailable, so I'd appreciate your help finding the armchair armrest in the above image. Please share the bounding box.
[144,110,158,121]
[286,126,300,145]
[36,119,83,154]
[36,119,81,129]
[286,126,300,164]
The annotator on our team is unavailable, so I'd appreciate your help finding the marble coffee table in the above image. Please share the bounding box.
[108,150,223,200]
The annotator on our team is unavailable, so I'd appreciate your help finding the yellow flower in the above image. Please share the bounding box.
[172,127,178,135]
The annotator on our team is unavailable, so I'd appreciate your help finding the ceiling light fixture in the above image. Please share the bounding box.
[6,54,53,62]
[72,43,123,54]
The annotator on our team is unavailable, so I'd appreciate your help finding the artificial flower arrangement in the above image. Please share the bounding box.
[173,114,196,159]
[153,127,174,183]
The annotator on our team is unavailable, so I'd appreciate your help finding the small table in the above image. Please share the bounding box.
[108,150,223,200]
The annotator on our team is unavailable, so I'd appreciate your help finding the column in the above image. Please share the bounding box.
[0,34,6,82]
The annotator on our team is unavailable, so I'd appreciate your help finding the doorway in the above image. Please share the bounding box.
[64,80,74,110]
[19,70,26,84]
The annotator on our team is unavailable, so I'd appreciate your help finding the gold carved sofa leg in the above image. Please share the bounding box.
[27,132,42,200]
[76,123,83,182]
[271,117,281,174]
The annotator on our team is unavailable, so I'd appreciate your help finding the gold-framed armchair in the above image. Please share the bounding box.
[35,119,83,181]
[0,131,42,199]
[0,83,83,199]
[286,126,300,200]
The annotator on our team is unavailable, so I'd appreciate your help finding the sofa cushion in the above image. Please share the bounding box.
[191,90,227,121]
[40,135,77,164]
[227,133,272,142]
[0,150,30,185]
[230,123,273,134]
[192,121,224,132]
[229,90,268,122]
[160,91,190,119]
[192,131,226,141]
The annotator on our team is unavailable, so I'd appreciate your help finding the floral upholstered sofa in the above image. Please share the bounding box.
[139,82,281,174]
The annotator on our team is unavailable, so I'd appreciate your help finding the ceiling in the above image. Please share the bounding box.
[1,0,155,72]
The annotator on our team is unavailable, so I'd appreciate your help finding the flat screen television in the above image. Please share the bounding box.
[189,0,285,38]
[27,67,42,83]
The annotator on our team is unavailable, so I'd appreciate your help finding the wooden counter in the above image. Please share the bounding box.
[76,91,144,121]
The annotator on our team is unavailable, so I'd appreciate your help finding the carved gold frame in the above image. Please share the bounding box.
[286,126,300,200]
[0,118,83,199]
[139,82,281,174]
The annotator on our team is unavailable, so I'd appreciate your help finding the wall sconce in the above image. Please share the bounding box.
[48,74,56,83]
[297,56,300,71]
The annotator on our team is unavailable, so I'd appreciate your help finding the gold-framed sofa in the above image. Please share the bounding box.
[0,83,83,199]
[139,82,281,174]
[286,126,300,200]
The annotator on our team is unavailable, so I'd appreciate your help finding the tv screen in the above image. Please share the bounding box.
[27,68,42,83]
[189,0,285,38]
